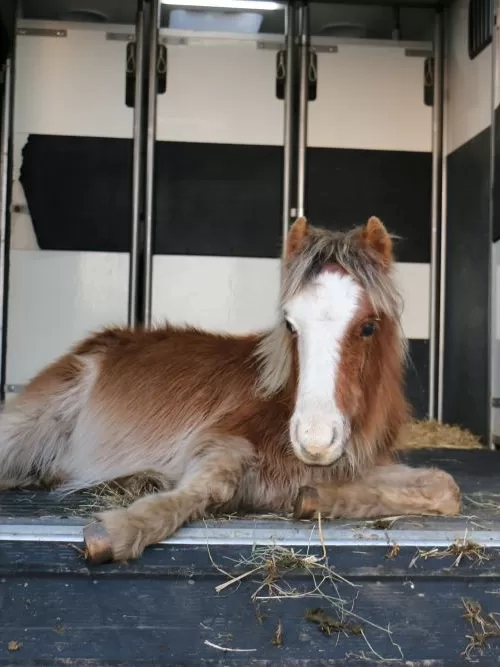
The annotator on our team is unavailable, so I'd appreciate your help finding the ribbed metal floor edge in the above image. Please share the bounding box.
[1,517,500,548]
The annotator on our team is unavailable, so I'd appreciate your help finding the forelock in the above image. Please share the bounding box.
[282,225,403,320]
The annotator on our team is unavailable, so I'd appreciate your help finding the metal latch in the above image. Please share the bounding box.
[275,48,318,101]
[125,42,167,108]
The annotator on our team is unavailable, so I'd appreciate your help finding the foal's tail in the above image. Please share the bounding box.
[0,354,91,490]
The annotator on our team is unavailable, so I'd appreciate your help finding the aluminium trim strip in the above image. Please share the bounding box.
[0,519,499,549]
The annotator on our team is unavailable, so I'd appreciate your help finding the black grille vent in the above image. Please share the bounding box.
[468,0,494,59]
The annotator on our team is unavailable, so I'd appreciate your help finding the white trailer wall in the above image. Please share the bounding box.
[7,20,432,416]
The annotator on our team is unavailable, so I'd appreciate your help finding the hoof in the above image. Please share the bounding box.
[83,521,114,565]
[293,486,320,520]
[84,508,146,563]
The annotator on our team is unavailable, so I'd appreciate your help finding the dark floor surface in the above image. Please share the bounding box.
[0,449,500,666]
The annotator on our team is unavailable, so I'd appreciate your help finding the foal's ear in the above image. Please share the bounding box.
[285,217,309,260]
[361,216,393,269]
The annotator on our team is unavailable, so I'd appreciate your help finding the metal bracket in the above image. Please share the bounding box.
[165,35,188,47]
[261,40,337,55]
[5,384,25,394]
[405,48,433,58]
[17,27,67,38]
[108,31,168,47]
[106,32,134,42]
[258,40,285,51]
[313,45,338,54]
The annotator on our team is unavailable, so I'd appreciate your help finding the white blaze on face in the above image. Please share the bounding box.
[285,270,362,466]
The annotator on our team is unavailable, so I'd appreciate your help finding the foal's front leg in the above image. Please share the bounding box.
[86,436,253,562]
[294,464,461,520]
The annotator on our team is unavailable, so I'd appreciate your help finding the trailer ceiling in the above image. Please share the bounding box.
[20,0,442,41]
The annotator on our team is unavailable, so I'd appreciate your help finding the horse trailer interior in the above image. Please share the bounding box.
[1,0,500,664]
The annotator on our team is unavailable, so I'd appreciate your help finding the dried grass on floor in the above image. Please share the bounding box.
[73,474,164,515]
[398,419,482,450]
[409,538,491,569]
[205,517,404,661]
[462,599,500,659]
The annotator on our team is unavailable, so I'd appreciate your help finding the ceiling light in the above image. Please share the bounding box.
[161,0,282,10]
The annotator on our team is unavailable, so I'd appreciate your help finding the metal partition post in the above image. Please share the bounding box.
[488,0,497,447]
[142,0,160,326]
[437,9,448,423]
[0,57,14,403]
[296,1,309,219]
[429,10,444,420]
[128,3,146,327]
[281,1,296,253]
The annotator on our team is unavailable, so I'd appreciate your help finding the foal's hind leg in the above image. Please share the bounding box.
[295,464,460,519]
[88,436,253,562]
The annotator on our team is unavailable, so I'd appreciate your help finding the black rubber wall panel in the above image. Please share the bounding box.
[444,125,492,442]
[19,133,432,419]
[20,134,431,261]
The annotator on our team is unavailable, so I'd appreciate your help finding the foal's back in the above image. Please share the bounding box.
[0,325,281,493]
[75,324,263,426]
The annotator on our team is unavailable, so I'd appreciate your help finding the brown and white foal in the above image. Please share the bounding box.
[0,216,460,561]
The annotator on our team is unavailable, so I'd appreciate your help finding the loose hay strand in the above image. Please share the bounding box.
[208,518,404,662]
[409,536,490,569]
[462,599,500,659]
[215,564,266,593]
[204,640,256,653]
[271,620,284,647]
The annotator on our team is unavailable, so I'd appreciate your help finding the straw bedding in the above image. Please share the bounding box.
[397,419,482,450]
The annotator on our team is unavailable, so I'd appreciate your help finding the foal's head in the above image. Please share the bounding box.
[257,216,407,469]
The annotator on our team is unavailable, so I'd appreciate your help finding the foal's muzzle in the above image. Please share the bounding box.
[290,414,348,466]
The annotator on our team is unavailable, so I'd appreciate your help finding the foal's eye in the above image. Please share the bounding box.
[361,321,377,337]
[285,319,296,335]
